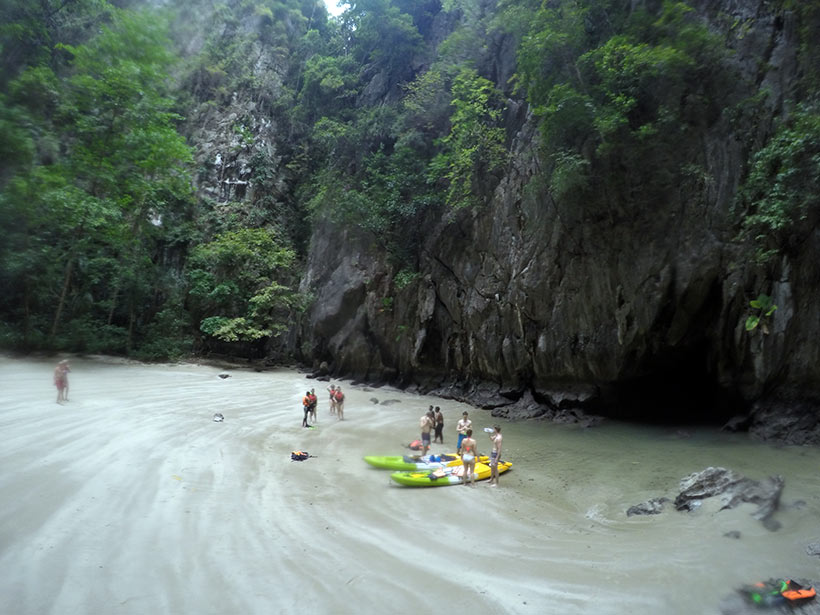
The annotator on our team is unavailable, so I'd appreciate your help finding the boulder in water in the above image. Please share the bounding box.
[626,497,669,517]
[626,467,784,529]
[674,467,783,530]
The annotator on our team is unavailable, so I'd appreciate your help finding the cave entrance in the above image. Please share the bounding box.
[611,343,740,426]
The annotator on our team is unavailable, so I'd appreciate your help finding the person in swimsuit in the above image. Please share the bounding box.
[308,388,318,423]
[433,406,444,444]
[456,411,471,453]
[460,429,477,486]
[328,384,337,415]
[488,425,503,486]
[419,409,434,456]
[54,359,70,403]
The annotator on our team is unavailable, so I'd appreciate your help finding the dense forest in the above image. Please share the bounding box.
[2,0,820,428]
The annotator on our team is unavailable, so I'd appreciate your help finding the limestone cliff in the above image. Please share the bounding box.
[299,1,820,440]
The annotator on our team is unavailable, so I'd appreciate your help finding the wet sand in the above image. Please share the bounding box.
[1,355,819,614]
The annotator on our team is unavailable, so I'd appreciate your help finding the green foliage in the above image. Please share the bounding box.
[431,67,508,209]
[745,293,777,333]
[513,0,733,210]
[394,268,419,289]
[186,228,303,344]
[344,0,423,87]
[739,106,820,263]
[0,7,195,357]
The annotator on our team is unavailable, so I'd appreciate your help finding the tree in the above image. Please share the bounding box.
[430,67,508,209]
[0,8,195,353]
[186,228,303,344]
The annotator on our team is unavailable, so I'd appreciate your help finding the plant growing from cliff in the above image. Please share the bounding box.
[514,1,732,212]
[429,67,508,209]
[745,293,777,334]
[394,268,419,289]
[739,105,820,263]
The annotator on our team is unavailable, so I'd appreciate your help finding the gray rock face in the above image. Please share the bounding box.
[296,1,820,434]
[626,467,784,530]
[674,467,784,528]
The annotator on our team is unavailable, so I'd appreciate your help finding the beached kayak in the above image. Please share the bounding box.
[363,453,488,471]
[390,460,512,487]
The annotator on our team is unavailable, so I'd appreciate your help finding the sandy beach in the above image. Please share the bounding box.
[1,355,819,615]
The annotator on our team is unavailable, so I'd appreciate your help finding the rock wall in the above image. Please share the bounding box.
[299,1,820,438]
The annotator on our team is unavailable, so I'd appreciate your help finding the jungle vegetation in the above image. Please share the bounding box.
[0,0,818,359]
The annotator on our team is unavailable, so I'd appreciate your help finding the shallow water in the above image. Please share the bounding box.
[0,356,818,614]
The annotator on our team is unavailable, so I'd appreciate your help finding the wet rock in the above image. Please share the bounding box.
[748,400,820,445]
[380,399,402,405]
[807,542,820,558]
[674,467,783,529]
[722,414,752,432]
[626,497,669,517]
[213,413,224,422]
[369,397,379,404]
[723,530,741,539]
[218,373,230,379]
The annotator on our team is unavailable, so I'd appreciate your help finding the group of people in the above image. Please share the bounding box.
[300,384,505,486]
[420,407,504,486]
[301,384,345,426]
[418,405,444,454]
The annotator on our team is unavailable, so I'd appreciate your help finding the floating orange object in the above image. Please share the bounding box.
[782,580,815,601]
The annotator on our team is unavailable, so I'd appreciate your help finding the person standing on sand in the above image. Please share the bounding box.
[54,360,70,403]
[302,391,312,427]
[433,406,444,444]
[328,384,337,415]
[456,411,471,453]
[419,409,434,456]
[488,425,503,486]
[460,429,478,486]
[335,386,345,420]
[308,388,318,424]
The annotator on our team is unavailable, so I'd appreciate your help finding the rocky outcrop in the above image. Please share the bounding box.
[297,1,820,434]
[674,467,784,529]
[627,466,784,529]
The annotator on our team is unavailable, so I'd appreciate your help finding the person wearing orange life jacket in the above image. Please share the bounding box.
[302,391,312,427]
[460,429,478,486]
[334,386,345,420]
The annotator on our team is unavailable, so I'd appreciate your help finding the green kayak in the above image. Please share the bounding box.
[363,452,488,471]
[390,460,512,487]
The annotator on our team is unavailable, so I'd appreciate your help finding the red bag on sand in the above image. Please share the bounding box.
[409,440,422,450]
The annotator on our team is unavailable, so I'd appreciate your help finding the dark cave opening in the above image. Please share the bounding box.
[609,345,742,426]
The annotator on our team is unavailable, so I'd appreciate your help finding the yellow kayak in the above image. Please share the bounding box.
[364,453,488,471]
[390,460,512,487]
